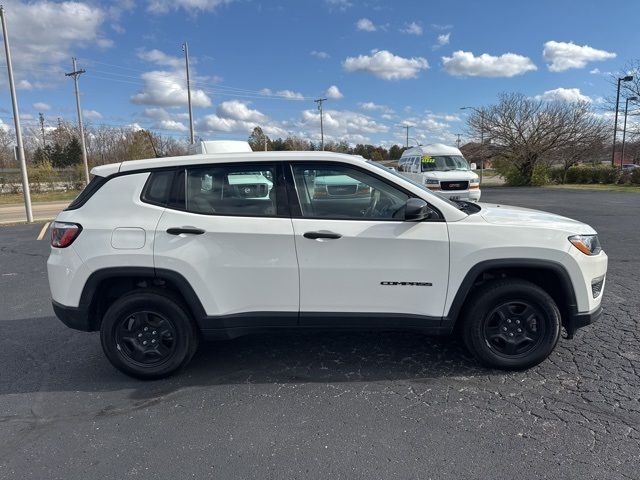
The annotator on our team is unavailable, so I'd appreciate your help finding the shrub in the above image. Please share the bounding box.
[531,163,551,186]
[493,158,529,186]
[549,166,565,184]
[631,168,640,185]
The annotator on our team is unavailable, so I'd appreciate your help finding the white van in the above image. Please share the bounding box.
[398,144,480,202]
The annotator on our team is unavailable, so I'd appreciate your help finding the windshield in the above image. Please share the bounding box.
[421,155,470,172]
[366,160,462,210]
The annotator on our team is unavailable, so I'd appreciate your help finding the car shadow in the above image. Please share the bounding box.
[0,316,490,399]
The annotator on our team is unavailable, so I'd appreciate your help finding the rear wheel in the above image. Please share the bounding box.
[461,279,561,370]
[100,291,199,379]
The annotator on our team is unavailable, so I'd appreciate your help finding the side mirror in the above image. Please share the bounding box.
[403,198,433,221]
[470,162,477,170]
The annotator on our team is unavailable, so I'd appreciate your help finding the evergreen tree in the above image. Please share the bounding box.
[64,137,83,167]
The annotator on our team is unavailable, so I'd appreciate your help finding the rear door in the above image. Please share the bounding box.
[153,162,299,327]
[287,161,450,326]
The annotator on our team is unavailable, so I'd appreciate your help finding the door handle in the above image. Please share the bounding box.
[303,230,342,240]
[166,227,206,235]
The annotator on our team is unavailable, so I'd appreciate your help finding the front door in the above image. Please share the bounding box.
[288,162,449,326]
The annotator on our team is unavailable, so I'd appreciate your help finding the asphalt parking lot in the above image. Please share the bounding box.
[1,187,638,480]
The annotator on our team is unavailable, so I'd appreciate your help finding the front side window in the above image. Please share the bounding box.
[184,164,278,216]
[291,163,408,220]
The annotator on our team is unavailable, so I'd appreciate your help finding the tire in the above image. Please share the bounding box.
[100,290,199,379]
[461,279,561,370]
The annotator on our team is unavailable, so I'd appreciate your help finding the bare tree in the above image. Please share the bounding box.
[467,93,606,184]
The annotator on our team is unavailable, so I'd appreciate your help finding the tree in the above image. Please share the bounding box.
[248,126,271,151]
[389,144,404,160]
[64,137,83,167]
[127,130,156,160]
[467,93,606,185]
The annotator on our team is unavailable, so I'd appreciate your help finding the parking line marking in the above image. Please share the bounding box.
[37,222,50,241]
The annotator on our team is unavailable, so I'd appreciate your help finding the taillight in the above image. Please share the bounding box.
[51,222,82,248]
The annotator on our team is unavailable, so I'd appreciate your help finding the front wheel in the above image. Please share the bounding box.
[100,291,199,379]
[461,279,561,370]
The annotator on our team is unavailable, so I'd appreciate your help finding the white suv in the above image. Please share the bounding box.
[47,149,607,379]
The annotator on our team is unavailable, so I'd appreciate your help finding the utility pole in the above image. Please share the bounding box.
[314,98,327,150]
[183,42,195,145]
[398,124,411,148]
[39,112,46,146]
[65,57,89,184]
[1,6,32,222]
[455,133,462,148]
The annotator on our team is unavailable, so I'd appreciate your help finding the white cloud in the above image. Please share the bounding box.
[147,0,235,14]
[543,41,616,72]
[432,32,450,49]
[358,102,394,115]
[197,101,287,137]
[259,88,305,100]
[325,85,343,99]
[131,70,212,108]
[401,22,423,36]
[311,50,330,59]
[590,68,601,75]
[534,87,592,103]
[0,1,109,89]
[343,50,429,80]
[296,109,389,144]
[276,90,305,100]
[155,119,188,132]
[83,109,103,119]
[325,0,353,11]
[356,18,377,32]
[97,38,114,49]
[442,50,537,77]
[33,102,50,111]
[137,48,184,69]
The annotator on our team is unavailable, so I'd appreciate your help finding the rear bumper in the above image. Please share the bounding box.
[52,300,93,332]
[565,305,602,339]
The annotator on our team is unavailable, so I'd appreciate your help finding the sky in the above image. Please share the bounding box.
[0,0,638,148]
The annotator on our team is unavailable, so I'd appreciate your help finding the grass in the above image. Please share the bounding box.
[0,190,80,205]
[547,183,640,193]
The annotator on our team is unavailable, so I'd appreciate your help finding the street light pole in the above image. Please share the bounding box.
[612,75,634,167]
[621,96,638,166]
[0,6,32,222]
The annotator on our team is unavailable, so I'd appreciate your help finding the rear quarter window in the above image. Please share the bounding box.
[64,175,108,211]
[141,170,176,206]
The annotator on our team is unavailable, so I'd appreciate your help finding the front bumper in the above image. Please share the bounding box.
[565,305,602,339]
[52,300,93,332]
[437,188,481,202]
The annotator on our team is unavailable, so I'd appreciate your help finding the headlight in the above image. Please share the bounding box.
[425,179,439,185]
[469,178,480,185]
[569,234,602,256]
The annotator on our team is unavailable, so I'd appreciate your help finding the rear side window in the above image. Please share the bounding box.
[65,175,108,210]
[141,170,175,206]
[183,164,279,217]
